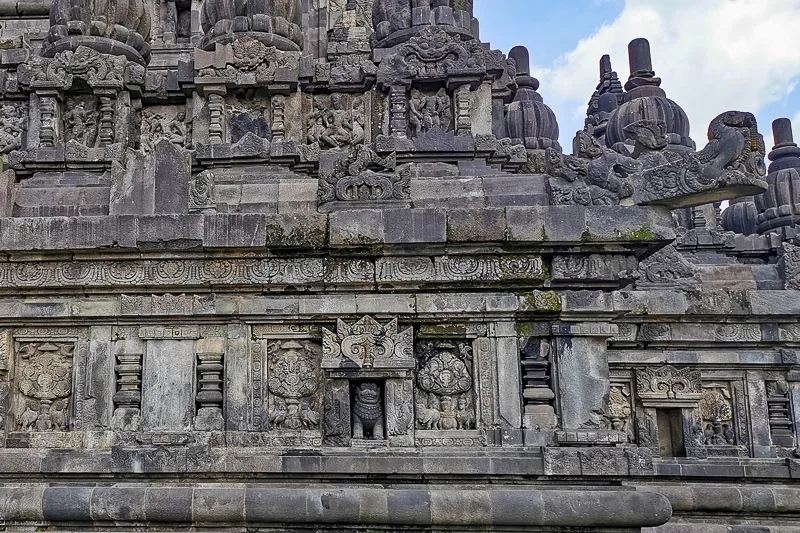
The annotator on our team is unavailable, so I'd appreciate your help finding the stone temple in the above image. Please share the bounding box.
[0,0,797,531]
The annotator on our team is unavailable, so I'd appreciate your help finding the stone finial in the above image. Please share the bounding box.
[510,46,531,77]
[506,45,559,150]
[372,0,478,47]
[628,38,653,74]
[624,37,661,92]
[755,118,800,231]
[773,118,795,146]
[200,0,304,51]
[767,117,800,171]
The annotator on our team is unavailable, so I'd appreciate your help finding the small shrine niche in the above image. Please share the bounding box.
[351,381,385,441]
[321,316,414,447]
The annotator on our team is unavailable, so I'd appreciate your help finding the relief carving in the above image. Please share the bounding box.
[12,342,74,432]
[415,340,476,430]
[141,108,188,151]
[65,97,99,147]
[307,94,366,150]
[409,88,452,137]
[635,365,703,406]
[318,146,414,206]
[322,315,414,369]
[267,340,321,430]
[0,104,25,154]
[352,382,384,440]
[699,387,735,445]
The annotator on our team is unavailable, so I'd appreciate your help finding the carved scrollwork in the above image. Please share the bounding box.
[635,365,703,407]
[322,315,414,369]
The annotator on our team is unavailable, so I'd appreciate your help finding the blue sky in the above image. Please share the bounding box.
[475,0,800,151]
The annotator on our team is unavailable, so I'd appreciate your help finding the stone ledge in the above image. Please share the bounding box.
[0,205,674,252]
[0,484,672,528]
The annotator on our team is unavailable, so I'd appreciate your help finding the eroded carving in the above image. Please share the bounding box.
[415,340,475,431]
[267,340,321,430]
[409,89,451,137]
[13,342,74,432]
[318,146,414,206]
[352,382,384,440]
[635,365,703,406]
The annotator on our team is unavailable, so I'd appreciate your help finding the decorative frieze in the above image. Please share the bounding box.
[0,254,547,290]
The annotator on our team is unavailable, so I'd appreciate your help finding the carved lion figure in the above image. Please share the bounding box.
[352,382,384,440]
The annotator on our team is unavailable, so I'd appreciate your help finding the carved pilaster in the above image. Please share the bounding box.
[207,92,226,144]
[454,84,471,136]
[389,86,408,138]
[271,94,286,143]
[767,381,795,447]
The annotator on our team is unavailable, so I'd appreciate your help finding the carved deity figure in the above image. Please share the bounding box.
[352,382,384,440]
[0,105,23,153]
[308,95,366,150]
[409,89,452,137]
[65,102,98,147]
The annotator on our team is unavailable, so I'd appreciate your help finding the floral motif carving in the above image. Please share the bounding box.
[197,39,299,85]
[267,340,321,430]
[13,342,74,432]
[322,316,414,369]
[20,46,137,91]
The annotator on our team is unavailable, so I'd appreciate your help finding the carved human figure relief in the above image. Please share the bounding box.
[409,88,452,137]
[267,340,321,430]
[141,107,189,152]
[0,104,25,154]
[414,340,475,431]
[12,342,74,432]
[65,97,99,147]
[306,94,367,150]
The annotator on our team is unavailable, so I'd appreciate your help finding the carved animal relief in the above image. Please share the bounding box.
[415,340,475,431]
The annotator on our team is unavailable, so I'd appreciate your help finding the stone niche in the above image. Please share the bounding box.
[321,316,415,447]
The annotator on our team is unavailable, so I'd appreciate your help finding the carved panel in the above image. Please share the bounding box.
[409,89,452,137]
[323,379,351,446]
[635,365,703,407]
[698,387,735,446]
[414,340,476,431]
[306,93,368,150]
[266,340,321,431]
[11,342,74,432]
[322,316,414,369]
[385,378,413,445]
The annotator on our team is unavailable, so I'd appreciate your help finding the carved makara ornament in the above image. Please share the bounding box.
[267,340,321,430]
[322,315,414,369]
[15,342,74,432]
[318,146,415,206]
[635,365,703,407]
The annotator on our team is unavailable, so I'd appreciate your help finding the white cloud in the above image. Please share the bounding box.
[530,0,800,150]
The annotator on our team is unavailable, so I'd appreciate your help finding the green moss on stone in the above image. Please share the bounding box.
[620,225,656,241]
[519,290,561,312]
